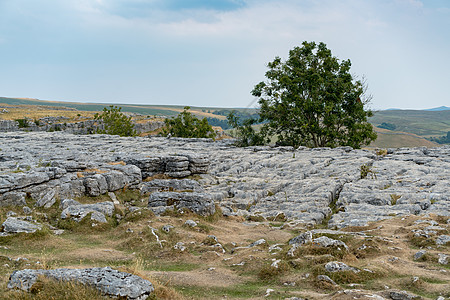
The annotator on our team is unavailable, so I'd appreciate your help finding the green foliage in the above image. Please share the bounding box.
[162,106,216,139]
[377,122,396,131]
[427,131,450,144]
[212,109,260,130]
[227,111,267,147]
[252,41,377,149]
[360,164,377,179]
[94,105,137,137]
[15,118,29,128]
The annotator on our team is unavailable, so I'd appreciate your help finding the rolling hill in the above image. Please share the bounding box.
[1,96,448,148]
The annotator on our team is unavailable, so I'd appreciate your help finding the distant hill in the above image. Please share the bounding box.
[368,127,438,148]
[2,96,447,147]
[369,109,450,138]
[425,106,450,111]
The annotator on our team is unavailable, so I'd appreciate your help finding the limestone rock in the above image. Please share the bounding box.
[7,267,154,299]
[141,179,204,194]
[324,261,359,273]
[1,217,42,233]
[61,201,114,223]
[83,174,108,197]
[149,192,215,216]
[0,191,26,206]
[34,188,56,208]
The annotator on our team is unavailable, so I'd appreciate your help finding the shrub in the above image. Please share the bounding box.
[162,107,216,139]
[94,105,137,137]
[15,118,29,128]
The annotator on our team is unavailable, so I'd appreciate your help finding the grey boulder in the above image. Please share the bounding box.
[8,267,154,299]
[61,201,114,223]
[1,217,42,233]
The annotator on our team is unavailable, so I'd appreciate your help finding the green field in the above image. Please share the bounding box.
[369,109,450,138]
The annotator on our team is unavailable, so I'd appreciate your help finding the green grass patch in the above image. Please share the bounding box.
[174,281,269,299]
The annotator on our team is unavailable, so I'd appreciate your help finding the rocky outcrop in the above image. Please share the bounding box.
[0,120,18,132]
[8,267,154,299]
[148,191,215,216]
[0,132,449,226]
[1,217,42,233]
[0,117,165,135]
[60,201,115,223]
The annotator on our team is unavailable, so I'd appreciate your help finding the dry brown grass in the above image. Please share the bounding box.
[0,104,97,121]
[1,205,449,299]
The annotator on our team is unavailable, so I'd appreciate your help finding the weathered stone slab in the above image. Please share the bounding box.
[8,267,154,299]
[1,217,42,233]
[148,192,215,216]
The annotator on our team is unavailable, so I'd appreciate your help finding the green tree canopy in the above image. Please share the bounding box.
[162,106,216,139]
[251,41,377,149]
[94,105,137,137]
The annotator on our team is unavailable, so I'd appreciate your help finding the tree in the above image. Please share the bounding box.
[94,105,137,137]
[162,106,216,139]
[251,41,377,148]
[227,111,267,147]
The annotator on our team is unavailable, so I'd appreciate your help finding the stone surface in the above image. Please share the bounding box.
[324,261,359,273]
[413,250,426,261]
[60,201,114,223]
[148,192,215,216]
[0,132,449,225]
[0,191,26,206]
[436,235,450,245]
[1,217,42,233]
[389,290,418,300]
[7,267,154,299]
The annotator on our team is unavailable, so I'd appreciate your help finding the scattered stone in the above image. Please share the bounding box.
[264,288,274,297]
[0,192,26,206]
[60,201,114,223]
[436,235,450,245]
[271,259,281,268]
[7,267,154,299]
[184,220,197,227]
[162,224,174,233]
[289,231,313,245]
[324,261,359,273]
[413,250,426,261]
[6,211,16,217]
[108,191,120,205]
[317,274,337,285]
[1,217,42,233]
[437,254,448,265]
[389,290,418,300]
[174,242,186,252]
[60,199,81,210]
[22,206,32,214]
[312,236,348,250]
[249,239,267,247]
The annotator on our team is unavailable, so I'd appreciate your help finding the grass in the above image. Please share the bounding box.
[370,109,450,137]
[2,275,106,300]
[1,195,449,299]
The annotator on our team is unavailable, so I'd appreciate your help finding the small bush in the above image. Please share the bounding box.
[94,105,137,137]
[360,164,377,179]
[162,106,216,139]
[15,118,29,128]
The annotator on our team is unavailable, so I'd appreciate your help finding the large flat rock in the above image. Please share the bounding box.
[0,132,449,227]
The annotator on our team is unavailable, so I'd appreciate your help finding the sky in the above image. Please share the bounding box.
[0,0,449,110]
